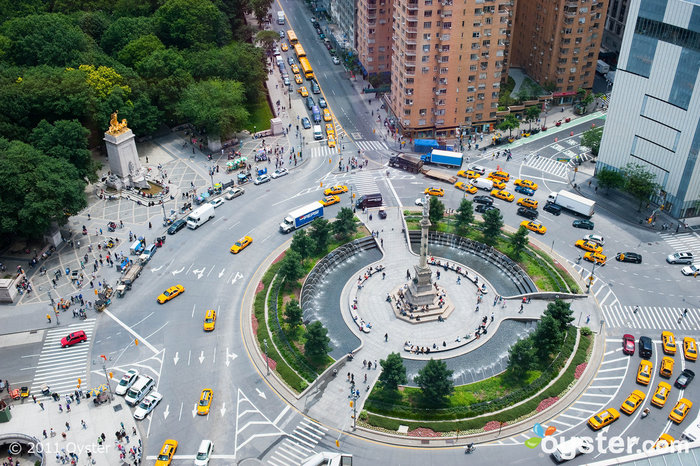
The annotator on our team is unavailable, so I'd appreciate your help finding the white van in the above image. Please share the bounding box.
[551,437,592,463]
[187,203,215,229]
[124,375,154,406]
[277,11,285,24]
[471,178,494,191]
[313,125,323,140]
[681,414,700,441]
[194,440,214,466]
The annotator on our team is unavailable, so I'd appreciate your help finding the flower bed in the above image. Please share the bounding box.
[574,362,587,379]
[537,397,558,412]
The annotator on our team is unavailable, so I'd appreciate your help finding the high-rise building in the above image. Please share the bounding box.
[331,0,358,50]
[597,0,700,219]
[510,0,609,100]
[356,0,394,76]
[387,0,517,138]
[602,0,630,55]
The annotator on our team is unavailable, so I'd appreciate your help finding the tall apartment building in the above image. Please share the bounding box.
[602,0,630,55]
[331,0,357,50]
[389,0,516,138]
[597,0,700,219]
[355,0,394,76]
[510,0,609,100]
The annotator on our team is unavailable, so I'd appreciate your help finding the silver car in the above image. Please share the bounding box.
[133,392,162,420]
[667,252,694,264]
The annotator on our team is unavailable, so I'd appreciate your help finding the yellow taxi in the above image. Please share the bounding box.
[457,170,481,179]
[583,251,607,265]
[651,381,672,407]
[197,388,213,415]
[489,178,506,190]
[662,331,677,355]
[425,187,445,196]
[298,86,308,97]
[490,189,514,202]
[575,239,603,253]
[636,360,653,385]
[203,309,216,331]
[294,74,303,84]
[157,285,185,304]
[653,433,675,449]
[327,135,336,148]
[291,64,300,74]
[324,185,347,195]
[684,337,697,361]
[660,356,674,378]
[320,195,340,206]
[325,123,335,137]
[588,407,620,430]
[323,109,332,121]
[620,390,645,414]
[669,398,692,423]
[154,439,178,466]
[281,43,289,52]
[230,235,253,254]
[516,198,538,209]
[520,221,547,234]
[488,171,510,182]
[514,178,538,191]
[455,182,477,194]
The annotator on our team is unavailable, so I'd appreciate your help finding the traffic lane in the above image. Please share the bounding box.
[1,339,45,389]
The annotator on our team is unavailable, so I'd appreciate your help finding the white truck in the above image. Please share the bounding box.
[277,11,285,24]
[547,191,595,217]
[280,202,324,233]
[471,178,494,191]
[301,452,352,465]
[186,203,215,229]
[682,413,700,441]
[313,125,323,140]
[596,60,610,75]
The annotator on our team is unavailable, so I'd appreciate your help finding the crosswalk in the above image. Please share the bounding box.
[267,419,329,466]
[356,140,388,152]
[30,319,96,398]
[659,231,700,257]
[524,155,569,179]
[349,170,381,198]
[307,140,389,159]
[602,305,699,331]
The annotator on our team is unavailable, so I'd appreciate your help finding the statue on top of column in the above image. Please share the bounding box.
[107,111,129,135]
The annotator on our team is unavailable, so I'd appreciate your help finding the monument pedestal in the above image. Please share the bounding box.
[405,264,437,306]
[104,128,148,189]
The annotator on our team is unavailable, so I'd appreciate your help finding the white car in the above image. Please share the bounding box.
[681,264,699,276]
[224,187,244,200]
[667,251,694,264]
[583,234,605,246]
[332,57,340,65]
[115,369,139,396]
[133,392,162,420]
[194,440,214,466]
[415,198,425,206]
[254,174,271,185]
[210,198,224,208]
[271,168,289,179]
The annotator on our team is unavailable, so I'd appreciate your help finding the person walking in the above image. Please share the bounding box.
[384,333,388,342]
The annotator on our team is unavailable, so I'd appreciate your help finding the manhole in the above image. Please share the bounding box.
[112,403,123,412]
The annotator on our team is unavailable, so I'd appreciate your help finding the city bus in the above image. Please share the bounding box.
[294,43,306,58]
[299,57,314,80]
[286,30,298,45]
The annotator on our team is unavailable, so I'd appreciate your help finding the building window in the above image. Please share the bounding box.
[424,10,432,17]
[419,109,427,116]
[424,21,432,28]
[423,44,430,52]
[423,33,431,40]
[472,31,480,38]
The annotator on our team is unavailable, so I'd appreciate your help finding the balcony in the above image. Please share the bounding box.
[407,2,419,10]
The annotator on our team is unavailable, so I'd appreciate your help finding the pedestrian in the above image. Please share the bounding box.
[148,222,152,229]
[62,432,67,440]
[66,421,70,431]
[384,333,388,342]
[126,435,130,443]
[364,373,367,383]
[634,305,639,314]
[50,428,55,437]
[457,276,461,284]
[678,315,683,324]
[684,308,689,316]
[586,315,590,324]
[519,304,524,313]
[81,420,87,429]
[32,394,36,403]
[491,312,494,322]
[351,373,354,382]
[347,372,350,381]
[58,403,63,413]
[46,314,51,323]
[43,429,47,438]
[101,433,106,441]
[66,403,71,413]
[39,401,44,410]
[374,359,377,369]
[363,359,367,368]
[475,305,479,312]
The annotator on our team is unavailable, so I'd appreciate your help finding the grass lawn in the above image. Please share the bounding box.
[246,96,274,132]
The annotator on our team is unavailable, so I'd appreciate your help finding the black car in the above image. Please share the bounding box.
[301,117,311,129]
[543,202,562,215]
[378,208,387,219]
[639,336,653,359]
[675,369,695,389]
[475,204,499,214]
[616,252,642,264]
[473,195,494,205]
[573,219,595,230]
[517,207,539,220]
[167,219,187,235]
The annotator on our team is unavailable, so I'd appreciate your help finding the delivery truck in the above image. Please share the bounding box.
[596,59,610,75]
[547,191,595,217]
[422,169,457,184]
[187,203,215,229]
[389,153,423,173]
[280,202,324,233]
[420,149,463,167]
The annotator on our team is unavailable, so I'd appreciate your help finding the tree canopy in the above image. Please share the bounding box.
[304,321,331,360]
[154,0,231,49]
[428,196,445,226]
[581,127,603,156]
[481,208,504,245]
[177,79,249,137]
[415,358,454,405]
[379,353,407,390]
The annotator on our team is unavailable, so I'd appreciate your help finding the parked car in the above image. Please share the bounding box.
[301,117,311,129]
[224,187,244,200]
[167,219,187,235]
[573,219,595,230]
[476,204,499,214]
[667,252,693,264]
[318,97,327,108]
[332,56,340,65]
[133,392,163,420]
[543,202,562,215]
[210,199,224,208]
[473,195,493,205]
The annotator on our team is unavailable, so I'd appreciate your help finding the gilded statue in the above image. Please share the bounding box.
[107,111,129,135]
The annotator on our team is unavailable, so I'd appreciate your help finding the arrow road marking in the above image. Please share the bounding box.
[225,348,238,367]
[171,267,185,276]
[256,388,266,399]
[151,265,163,272]
[232,272,243,285]
[198,351,205,364]
[193,267,205,279]
[218,268,226,278]
[220,402,226,417]
[163,405,170,420]
[173,352,179,365]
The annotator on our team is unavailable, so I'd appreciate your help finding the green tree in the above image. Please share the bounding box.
[284,298,303,329]
[250,0,274,26]
[497,114,520,137]
[414,358,454,405]
[0,139,87,239]
[505,338,534,383]
[100,16,154,56]
[580,127,603,156]
[542,299,575,334]
[454,198,474,234]
[154,0,231,49]
[279,250,304,283]
[509,225,529,260]
[29,119,95,181]
[533,315,563,366]
[122,95,162,137]
[623,163,660,210]
[378,352,407,390]
[332,207,357,240]
[481,208,504,246]
[596,168,625,192]
[117,34,165,68]
[524,105,541,131]
[308,218,332,255]
[137,48,194,113]
[304,321,330,360]
[290,230,314,261]
[428,196,445,226]
[177,79,249,138]
[255,29,280,57]
[77,11,111,43]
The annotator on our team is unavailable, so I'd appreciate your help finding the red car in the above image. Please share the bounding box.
[623,334,635,355]
[61,330,87,348]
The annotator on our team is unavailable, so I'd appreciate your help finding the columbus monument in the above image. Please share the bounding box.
[405,198,438,305]
[103,111,148,190]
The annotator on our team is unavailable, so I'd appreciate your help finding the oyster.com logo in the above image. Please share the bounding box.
[524,423,557,449]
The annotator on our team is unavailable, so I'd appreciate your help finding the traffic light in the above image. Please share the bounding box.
[135,339,139,346]
[349,400,354,408]
[77,378,81,388]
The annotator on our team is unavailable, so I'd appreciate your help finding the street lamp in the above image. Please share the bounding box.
[586,260,597,294]
[161,202,167,224]
[99,355,115,402]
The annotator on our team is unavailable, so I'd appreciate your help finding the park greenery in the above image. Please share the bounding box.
[0,0,273,243]
[581,126,603,156]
